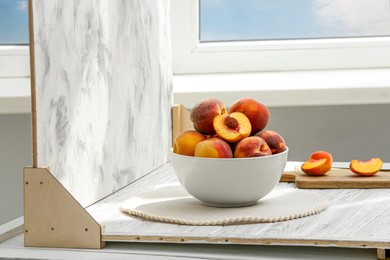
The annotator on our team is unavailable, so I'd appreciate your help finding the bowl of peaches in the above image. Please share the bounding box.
[171,97,288,207]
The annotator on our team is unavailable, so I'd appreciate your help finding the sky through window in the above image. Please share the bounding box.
[200,0,390,42]
[0,0,28,44]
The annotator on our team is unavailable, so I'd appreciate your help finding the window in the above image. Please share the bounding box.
[171,0,390,74]
[0,0,30,78]
[171,0,390,108]
[0,0,30,114]
[200,0,390,42]
[0,0,29,44]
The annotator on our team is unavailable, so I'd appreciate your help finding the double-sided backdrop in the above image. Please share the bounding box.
[31,0,172,206]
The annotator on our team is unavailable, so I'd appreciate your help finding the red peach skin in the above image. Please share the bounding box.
[190,98,227,134]
[229,97,270,135]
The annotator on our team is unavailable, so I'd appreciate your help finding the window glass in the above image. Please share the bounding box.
[200,0,390,42]
[0,0,29,44]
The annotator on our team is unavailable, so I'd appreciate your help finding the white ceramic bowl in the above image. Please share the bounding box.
[170,147,288,207]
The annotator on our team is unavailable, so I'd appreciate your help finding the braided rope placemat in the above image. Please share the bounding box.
[120,186,329,226]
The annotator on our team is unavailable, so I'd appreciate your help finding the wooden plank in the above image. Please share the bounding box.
[280,172,296,182]
[87,164,223,237]
[0,217,23,244]
[294,169,390,189]
[349,199,390,245]
[297,189,390,240]
[172,104,193,143]
[377,248,388,260]
[0,236,380,259]
[28,0,37,168]
[377,248,385,260]
[24,167,104,249]
[215,189,362,238]
[281,165,390,188]
[101,235,390,249]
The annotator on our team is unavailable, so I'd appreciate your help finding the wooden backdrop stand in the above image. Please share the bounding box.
[23,167,104,249]
[24,0,103,249]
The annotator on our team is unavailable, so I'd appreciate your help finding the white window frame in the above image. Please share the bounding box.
[0,45,30,78]
[171,0,390,75]
[2,1,390,112]
[0,46,31,114]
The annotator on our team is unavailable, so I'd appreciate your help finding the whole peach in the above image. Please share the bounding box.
[229,97,269,135]
[255,130,286,154]
[190,98,227,134]
[194,137,233,158]
[234,136,272,158]
[173,130,206,156]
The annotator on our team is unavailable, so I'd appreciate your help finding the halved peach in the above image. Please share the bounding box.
[350,158,383,176]
[301,151,333,176]
[190,98,227,134]
[213,112,251,143]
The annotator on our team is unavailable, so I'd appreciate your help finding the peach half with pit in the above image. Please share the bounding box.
[350,158,383,176]
[213,112,251,143]
[301,151,333,176]
[234,136,272,158]
[190,98,227,134]
[194,137,233,158]
[173,130,206,156]
[255,130,286,155]
[229,97,270,135]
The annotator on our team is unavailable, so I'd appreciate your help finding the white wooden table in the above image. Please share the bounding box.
[1,162,389,259]
[0,233,380,259]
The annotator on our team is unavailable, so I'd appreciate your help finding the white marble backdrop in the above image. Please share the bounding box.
[32,0,172,206]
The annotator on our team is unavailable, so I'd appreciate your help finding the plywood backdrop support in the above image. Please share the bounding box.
[23,167,104,249]
[377,248,390,260]
[24,0,171,249]
[24,0,103,249]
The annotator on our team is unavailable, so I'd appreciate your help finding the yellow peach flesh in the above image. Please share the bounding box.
[350,158,383,176]
[213,112,251,143]
[301,158,331,176]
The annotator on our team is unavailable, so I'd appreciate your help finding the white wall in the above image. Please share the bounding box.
[0,114,31,225]
[268,104,390,162]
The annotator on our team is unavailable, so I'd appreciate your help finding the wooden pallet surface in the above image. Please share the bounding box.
[87,163,390,251]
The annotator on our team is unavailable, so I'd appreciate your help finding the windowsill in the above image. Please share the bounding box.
[173,68,390,108]
[0,78,31,114]
[1,68,390,114]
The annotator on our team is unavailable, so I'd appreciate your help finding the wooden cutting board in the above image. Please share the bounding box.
[280,168,390,189]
